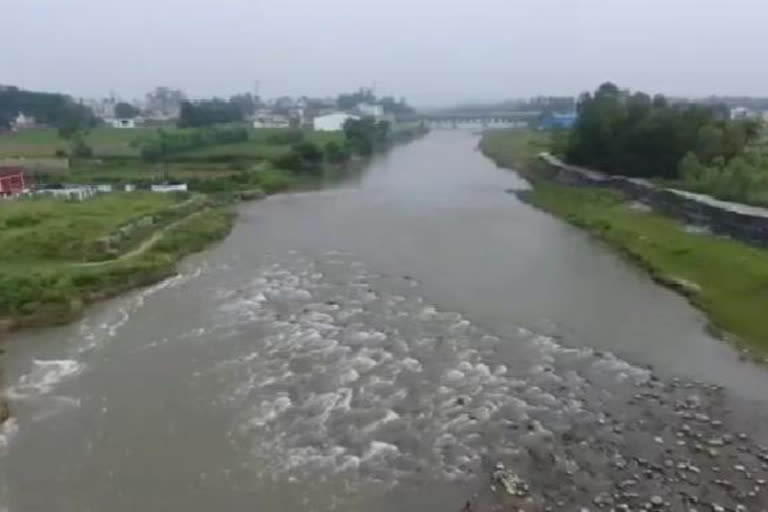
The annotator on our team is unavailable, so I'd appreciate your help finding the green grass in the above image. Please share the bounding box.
[479,128,552,172]
[481,129,768,352]
[177,140,291,161]
[55,162,242,185]
[0,192,182,262]
[0,207,234,327]
[0,127,157,157]
[172,130,345,163]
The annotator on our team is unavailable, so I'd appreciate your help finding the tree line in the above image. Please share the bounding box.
[564,82,761,179]
[0,86,94,135]
[137,125,249,161]
[271,119,392,176]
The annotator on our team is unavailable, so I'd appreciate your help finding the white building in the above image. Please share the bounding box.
[11,112,37,131]
[252,114,290,129]
[108,118,137,129]
[313,112,360,132]
[151,183,188,193]
[730,107,757,120]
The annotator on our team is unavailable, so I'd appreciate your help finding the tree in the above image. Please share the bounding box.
[695,125,724,164]
[114,102,140,118]
[293,141,323,164]
[564,82,748,179]
[178,99,243,128]
[679,152,706,182]
[324,141,349,163]
[69,132,93,158]
[229,93,259,118]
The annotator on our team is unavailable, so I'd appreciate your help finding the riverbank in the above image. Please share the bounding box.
[0,208,236,331]
[481,129,768,356]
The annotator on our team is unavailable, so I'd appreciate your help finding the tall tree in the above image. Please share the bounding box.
[563,82,752,179]
[114,102,140,118]
[229,93,259,117]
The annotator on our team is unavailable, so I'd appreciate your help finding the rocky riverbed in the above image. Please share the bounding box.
[467,374,768,512]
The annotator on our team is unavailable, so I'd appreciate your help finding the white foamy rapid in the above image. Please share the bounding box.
[77,264,205,355]
[206,253,651,490]
[6,360,83,400]
[0,418,19,454]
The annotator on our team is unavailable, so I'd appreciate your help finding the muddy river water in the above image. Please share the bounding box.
[3,132,768,511]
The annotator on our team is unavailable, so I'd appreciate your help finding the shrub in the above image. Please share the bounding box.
[324,141,350,163]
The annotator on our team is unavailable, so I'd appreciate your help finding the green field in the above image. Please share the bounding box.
[172,130,345,162]
[0,127,156,157]
[18,127,349,196]
[0,191,234,328]
[0,192,184,263]
[481,129,768,353]
[0,205,234,327]
[176,140,291,161]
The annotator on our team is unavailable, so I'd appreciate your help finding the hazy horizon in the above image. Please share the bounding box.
[4,0,767,106]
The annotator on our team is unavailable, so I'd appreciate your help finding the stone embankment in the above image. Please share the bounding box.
[539,153,768,248]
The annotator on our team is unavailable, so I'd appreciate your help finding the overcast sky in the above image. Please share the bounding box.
[3,0,766,105]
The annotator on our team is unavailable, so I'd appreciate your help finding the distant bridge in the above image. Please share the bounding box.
[406,110,541,130]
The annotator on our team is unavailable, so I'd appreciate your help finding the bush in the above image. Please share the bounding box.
[292,141,323,165]
[324,141,350,163]
[138,125,250,162]
[271,151,302,171]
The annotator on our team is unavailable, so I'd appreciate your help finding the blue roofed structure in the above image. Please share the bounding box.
[540,112,577,130]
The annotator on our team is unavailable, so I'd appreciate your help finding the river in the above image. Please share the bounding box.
[3,132,768,511]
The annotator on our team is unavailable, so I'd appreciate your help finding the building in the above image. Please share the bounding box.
[730,107,757,120]
[0,167,27,196]
[151,183,188,193]
[11,112,38,132]
[108,118,138,129]
[252,114,291,129]
[540,112,577,130]
[86,97,117,120]
[36,186,96,201]
[313,112,360,132]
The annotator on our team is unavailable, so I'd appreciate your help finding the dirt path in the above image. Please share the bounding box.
[72,210,204,268]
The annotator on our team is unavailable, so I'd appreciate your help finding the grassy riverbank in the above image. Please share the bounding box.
[481,129,768,353]
[0,196,235,330]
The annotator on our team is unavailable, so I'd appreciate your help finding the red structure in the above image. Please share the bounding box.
[0,167,27,196]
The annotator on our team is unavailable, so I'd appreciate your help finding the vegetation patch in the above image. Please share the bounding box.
[0,207,234,329]
[0,192,183,262]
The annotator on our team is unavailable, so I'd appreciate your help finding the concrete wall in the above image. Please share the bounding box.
[538,153,768,248]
